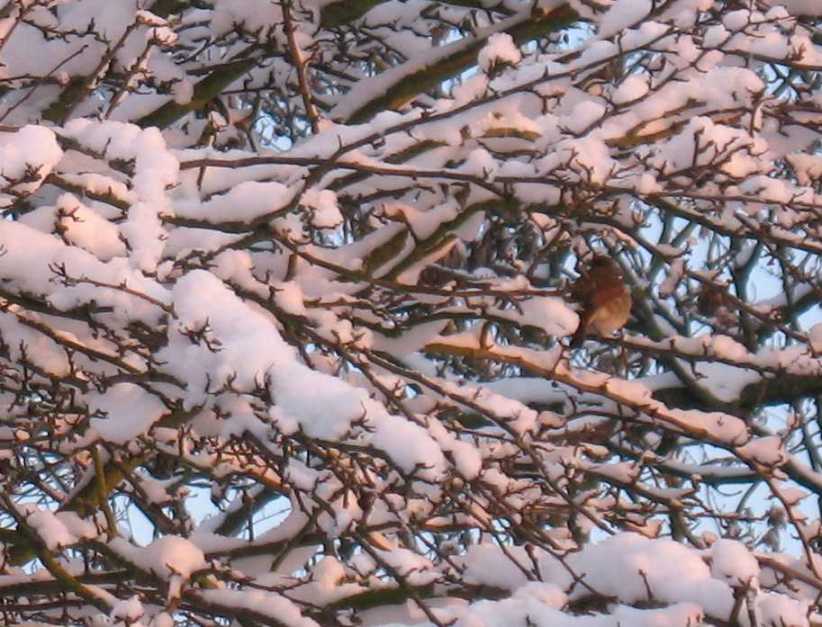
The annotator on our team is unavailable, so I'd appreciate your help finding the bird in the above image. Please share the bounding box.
[569,255,632,347]
[695,281,738,328]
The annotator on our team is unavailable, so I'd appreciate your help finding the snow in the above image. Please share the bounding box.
[478,33,522,72]
[444,533,808,626]
[23,507,78,551]
[330,8,530,121]
[300,188,343,229]
[175,180,292,223]
[88,383,167,444]
[459,544,531,590]
[599,0,652,38]
[159,270,450,478]
[549,534,735,619]
[21,194,127,260]
[210,0,283,37]
[757,593,810,627]
[710,539,760,588]
[109,536,206,580]
[612,75,650,105]
[0,1,821,625]
[564,101,606,134]
[809,323,822,353]
[491,295,579,338]
[435,598,705,627]
[62,120,179,271]
[426,418,483,479]
[736,436,787,467]
[273,280,308,316]
[461,148,498,180]
[110,595,143,622]
[0,311,73,377]
[764,0,821,16]
[0,126,63,205]
[0,220,170,323]
[709,335,749,362]
[194,588,318,627]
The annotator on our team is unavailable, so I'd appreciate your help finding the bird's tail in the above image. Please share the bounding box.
[570,314,588,348]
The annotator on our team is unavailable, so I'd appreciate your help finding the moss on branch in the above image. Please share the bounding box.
[342,5,577,124]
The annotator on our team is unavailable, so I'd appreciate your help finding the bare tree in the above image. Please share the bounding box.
[0,1,820,625]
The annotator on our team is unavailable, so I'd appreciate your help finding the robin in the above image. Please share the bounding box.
[695,281,737,327]
[569,256,632,347]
